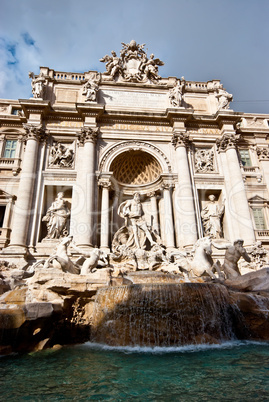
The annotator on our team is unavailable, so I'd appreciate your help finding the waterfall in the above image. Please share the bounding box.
[91,283,235,347]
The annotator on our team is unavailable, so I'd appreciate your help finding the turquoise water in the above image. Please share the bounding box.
[1,341,269,401]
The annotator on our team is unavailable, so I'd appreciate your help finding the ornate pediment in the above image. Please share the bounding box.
[248,195,269,205]
[100,40,164,84]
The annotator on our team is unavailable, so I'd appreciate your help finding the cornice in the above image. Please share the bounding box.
[19,99,51,119]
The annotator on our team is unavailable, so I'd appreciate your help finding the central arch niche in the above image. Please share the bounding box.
[110,150,162,185]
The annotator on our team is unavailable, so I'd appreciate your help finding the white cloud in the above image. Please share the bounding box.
[0,0,268,113]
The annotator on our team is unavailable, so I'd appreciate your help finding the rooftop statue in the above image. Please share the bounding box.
[29,71,46,99]
[169,77,186,107]
[100,40,164,83]
[216,87,233,110]
[82,73,101,102]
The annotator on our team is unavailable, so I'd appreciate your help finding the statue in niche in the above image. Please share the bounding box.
[201,195,225,239]
[222,239,251,279]
[169,77,186,107]
[82,73,101,102]
[216,88,233,110]
[194,148,214,173]
[99,51,123,79]
[48,142,74,168]
[29,71,46,99]
[120,192,156,249]
[42,192,70,239]
[111,192,166,270]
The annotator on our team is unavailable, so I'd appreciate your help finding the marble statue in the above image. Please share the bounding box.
[42,192,70,239]
[141,53,164,82]
[100,40,164,83]
[71,243,108,275]
[119,192,156,249]
[111,192,166,270]
[169,78,185,107]
[176,237,222,279]
[201,195,225,239]
[41,236,80,274]
[82,73,101,102]
[99,51,123,79]
[29,71,46,99]
[216,88,233,110]
[248,241,269,269]
[48,142,74,168]
[222,239,251,279]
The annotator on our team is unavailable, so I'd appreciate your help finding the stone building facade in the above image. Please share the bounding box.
[0,40,269,266]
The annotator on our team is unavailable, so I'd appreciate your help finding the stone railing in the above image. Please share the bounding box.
[53,72,85,81]
[255,229,269,239]
[185,81,208,92]
[0,158,21,175]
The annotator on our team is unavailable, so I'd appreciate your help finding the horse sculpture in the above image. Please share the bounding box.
[175,237,222,279]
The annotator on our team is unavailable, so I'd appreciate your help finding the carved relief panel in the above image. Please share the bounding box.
[194,147,215,173]
[48,141,75,169]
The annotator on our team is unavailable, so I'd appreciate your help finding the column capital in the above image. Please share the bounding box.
[98,179,111,189]
[172,131,190,148]
[162,181,174,190]
[256,146,269,161]
[22,123,46,142]
[78,127,99,146]
[147,191,156,198]
[216,132,240,152]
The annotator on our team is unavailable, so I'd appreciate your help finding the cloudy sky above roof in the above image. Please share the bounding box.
[0,0,268,113]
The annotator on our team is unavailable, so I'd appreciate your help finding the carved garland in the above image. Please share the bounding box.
[99,141,172,173]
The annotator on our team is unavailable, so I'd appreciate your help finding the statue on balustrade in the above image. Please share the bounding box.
[82,73,101,102]
[201,195,225,239]
[29,71,46,99]
[216,88,233,110]
[169,77,185,107]
[42,192,70,239]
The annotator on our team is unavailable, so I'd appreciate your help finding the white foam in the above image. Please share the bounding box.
[77,340,269,354]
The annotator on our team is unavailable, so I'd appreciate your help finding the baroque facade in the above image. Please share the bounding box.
[0,40,269,266]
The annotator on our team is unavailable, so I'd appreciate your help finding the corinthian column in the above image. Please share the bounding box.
[71,127,98,247]
[172,132,197,248]
[99,179,111,252]
[7,124,45,251]
[147,191,159,234]
[216,131,255,245]
[162,182,175,249]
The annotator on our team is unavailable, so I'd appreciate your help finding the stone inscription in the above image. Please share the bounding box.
[47,121,83,128]
[99,90,168,109]
[101,123,172,132]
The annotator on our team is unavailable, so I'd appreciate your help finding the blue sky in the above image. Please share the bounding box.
[0,0,268,114]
